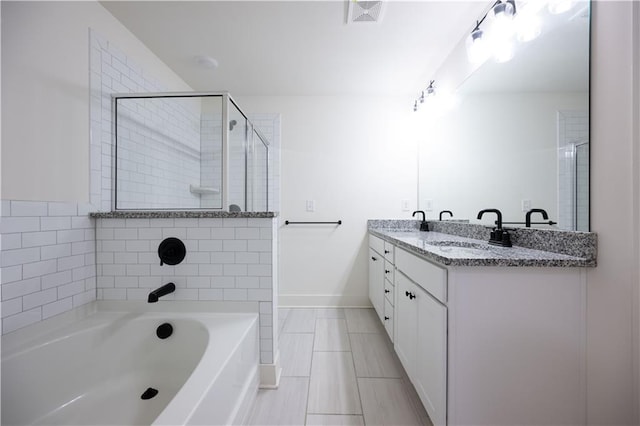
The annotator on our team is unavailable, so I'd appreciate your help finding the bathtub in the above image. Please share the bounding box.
[1,302,259,425]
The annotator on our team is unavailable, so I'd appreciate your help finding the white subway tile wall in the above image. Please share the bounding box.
[557,110,589,231]
[96,216,277,364]
[0,201,96,334]
[115,97,202,209]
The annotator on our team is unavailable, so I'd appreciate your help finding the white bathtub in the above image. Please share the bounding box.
[1,303,259,426]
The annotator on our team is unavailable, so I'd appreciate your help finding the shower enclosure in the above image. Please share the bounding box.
[113,92,269,212]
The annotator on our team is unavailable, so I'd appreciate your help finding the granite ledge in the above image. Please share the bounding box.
[90,211,278,219]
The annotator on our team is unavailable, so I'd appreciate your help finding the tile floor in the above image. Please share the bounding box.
[245,308,432,426]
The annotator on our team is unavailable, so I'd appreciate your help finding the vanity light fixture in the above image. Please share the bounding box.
[465,1,517,65]
[426,80,436,96]
[464,0,563,65]
[413,81,436,112]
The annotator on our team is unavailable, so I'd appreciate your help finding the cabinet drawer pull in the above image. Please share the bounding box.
[371,256,377,261]
[385,289,390,294]
[384,316,389,321]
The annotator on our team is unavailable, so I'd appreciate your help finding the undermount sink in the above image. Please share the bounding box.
[426,240,491,250]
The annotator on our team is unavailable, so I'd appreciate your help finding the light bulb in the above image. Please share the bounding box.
[548,0,575,14]
[493,40,515,62]
[466,27,489,64]
[490,1,516,39]
[516,13,542,42]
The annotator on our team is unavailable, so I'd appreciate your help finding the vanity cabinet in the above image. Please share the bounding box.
[368,235,395,340]
[370,233,587,426]
[396,250,447,426]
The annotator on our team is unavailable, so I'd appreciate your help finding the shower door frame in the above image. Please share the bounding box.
[111,91,269,212]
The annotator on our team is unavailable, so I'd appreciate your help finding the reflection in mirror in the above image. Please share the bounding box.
[418,0,590,231]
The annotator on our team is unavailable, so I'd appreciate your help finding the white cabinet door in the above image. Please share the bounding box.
[415,286,447,426]
[368,248,384,320]
[394,272,418,377]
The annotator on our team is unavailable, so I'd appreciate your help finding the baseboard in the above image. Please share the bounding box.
[278,293,371,307]
[259,357,282,389]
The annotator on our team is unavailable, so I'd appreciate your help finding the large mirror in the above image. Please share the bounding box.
[418,0,590,231]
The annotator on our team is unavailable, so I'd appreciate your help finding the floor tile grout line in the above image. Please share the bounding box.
[347,329,367,426]
[303,311,319,425]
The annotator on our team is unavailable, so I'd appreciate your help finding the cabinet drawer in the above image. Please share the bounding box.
[384,280,394,306]
[369,234,385,255]
[384,260,394,283]
[383,242,395,262]
[396,248,447,304]
[383,298,394,341]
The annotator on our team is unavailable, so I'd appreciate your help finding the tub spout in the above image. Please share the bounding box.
[148,283,175,303]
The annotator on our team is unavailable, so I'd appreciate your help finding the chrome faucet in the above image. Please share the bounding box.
[148,282,176,303]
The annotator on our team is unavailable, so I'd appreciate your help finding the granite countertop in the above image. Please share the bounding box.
[369,228,595,267]
[90,211,277,219]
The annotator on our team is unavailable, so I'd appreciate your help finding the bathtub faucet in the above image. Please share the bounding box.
[148,283,176,303]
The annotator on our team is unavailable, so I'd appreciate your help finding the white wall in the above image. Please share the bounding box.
[237,96,418,307]
[589,1,638,423]
[1,1,190,203]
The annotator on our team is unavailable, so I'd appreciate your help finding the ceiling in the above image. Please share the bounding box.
[101,1,489,97]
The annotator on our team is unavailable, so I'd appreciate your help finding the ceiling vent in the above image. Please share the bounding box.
[347,1,385,24]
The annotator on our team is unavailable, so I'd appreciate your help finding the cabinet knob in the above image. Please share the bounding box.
[384,250,390,254]
[405,291,410,297]
[384,316,389,321]
[385,269,390,274]
[385,289,390,294]
[409,292,416,300]
[371,256,377,261]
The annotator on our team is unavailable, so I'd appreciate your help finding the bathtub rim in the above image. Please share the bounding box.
[1,300,259,357]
